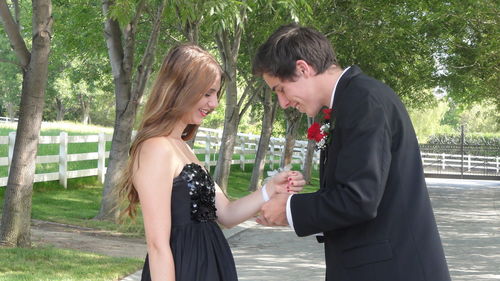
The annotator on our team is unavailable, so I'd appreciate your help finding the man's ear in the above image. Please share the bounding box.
[295,60,313,77]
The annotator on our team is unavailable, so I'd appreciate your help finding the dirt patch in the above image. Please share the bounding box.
[30,219,147,259]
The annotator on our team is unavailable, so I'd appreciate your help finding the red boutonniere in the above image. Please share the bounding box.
[307,108,333,151]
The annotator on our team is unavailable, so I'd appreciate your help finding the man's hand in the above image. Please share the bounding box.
[256,193,290,226]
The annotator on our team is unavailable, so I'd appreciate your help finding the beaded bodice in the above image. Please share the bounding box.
[178,163,217,223]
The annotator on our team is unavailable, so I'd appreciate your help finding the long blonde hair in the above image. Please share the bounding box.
[119,44,223,218]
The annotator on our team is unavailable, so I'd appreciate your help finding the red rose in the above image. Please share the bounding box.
[322,108,332,120]
[307,122,324,142]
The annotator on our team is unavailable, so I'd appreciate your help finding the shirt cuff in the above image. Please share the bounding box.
[286,194,295,231]
[261,184,270,202]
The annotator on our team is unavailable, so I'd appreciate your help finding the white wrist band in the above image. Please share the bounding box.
[261,184,270,202]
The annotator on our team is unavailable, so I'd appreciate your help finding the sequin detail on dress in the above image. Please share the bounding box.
[180,163,217,222]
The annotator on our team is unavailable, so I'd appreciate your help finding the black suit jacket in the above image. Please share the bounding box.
[291,66,451,281]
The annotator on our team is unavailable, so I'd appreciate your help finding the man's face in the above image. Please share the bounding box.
[263,72,321,118]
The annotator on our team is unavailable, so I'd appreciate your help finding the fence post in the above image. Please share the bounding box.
[205,134,211,170]
[240,136,245,171]
[7,132,15,175]
[496,157,499,173]
[268,139,274,170]
[300,143,306,170]
[468,155,471,172]
[97,132,106,184]
[59,132,68,188]
[315,150,319,170]
[441,153,445,170]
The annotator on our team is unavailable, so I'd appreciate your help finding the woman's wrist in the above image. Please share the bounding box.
[261,184,270,202]
[261,182,276,202]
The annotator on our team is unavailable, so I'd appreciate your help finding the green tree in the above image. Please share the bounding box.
[0,0,53,247]
[44,0,112,125]
[308,0,498,108]
[96,0,168,221]
[436,0,499,107]
[0,3,22,119]
[309,0,440,108]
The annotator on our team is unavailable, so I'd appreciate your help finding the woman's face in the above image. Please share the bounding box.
[183,75,221,125]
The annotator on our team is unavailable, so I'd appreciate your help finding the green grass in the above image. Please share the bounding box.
[0,246,142,281]
[219,163,320,199]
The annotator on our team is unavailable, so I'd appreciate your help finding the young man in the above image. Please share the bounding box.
[253,23,451,281]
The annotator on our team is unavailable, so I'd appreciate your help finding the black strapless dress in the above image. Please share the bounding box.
[141,163,238,281]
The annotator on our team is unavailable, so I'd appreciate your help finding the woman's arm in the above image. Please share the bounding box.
[133,138,178,281]
[215,170,305,228]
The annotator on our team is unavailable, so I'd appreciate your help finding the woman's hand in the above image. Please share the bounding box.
[267,170,305,195]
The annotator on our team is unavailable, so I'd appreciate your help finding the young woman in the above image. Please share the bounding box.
[119,44,305,281]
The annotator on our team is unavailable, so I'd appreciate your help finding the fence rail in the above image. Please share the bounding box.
[420,144,500,179]
[0,117,18,122]
[1,128,499,188]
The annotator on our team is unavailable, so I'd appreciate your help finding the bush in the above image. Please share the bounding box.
[427,133,500,146]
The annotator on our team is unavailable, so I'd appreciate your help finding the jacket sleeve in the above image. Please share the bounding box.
[291,93,392,237]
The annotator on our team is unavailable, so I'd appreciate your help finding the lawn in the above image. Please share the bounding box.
[0,246,142,281]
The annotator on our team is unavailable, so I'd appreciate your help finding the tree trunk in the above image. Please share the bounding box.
[213,66,239,192]
[281,108,302,168]
[96,93,137,221]
[6,102,16,121]
[249,87,277,191]
[0,0,52,248]
[80,96,90,125]
[54,97,64,121]
[213,14,246,191]
[96,0,166,221]
[302,117,316,184]
[186,127,198,149]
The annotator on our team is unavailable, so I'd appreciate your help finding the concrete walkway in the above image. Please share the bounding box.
[120,178,500,281]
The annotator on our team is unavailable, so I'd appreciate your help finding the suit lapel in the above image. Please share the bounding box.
[318,66,362,190]
[319,149,326,189]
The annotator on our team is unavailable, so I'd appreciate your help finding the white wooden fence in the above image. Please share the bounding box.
[0,128,319,188]
[1,127,499,188]
[0,117,18,122]
[421,152,500,177]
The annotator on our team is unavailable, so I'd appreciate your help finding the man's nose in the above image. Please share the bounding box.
[277,93,290,109]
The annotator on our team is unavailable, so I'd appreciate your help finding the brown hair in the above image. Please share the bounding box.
[119,44,223,218]
[253,23,338,81]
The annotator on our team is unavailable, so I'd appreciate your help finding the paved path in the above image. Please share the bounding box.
[120,178,500,281]
[28,178,500,280]
[427,178,500,281]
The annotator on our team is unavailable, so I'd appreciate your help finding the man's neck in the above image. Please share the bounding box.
[317,65,344,108]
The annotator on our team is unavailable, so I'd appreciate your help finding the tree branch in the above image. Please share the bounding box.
[0,57,22,68]
[131,0,167,101]
[102,0,124,79]
[239,79,258,119]
[231,6,246,61]
[0,0,30,69]
[122,0,147,81]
